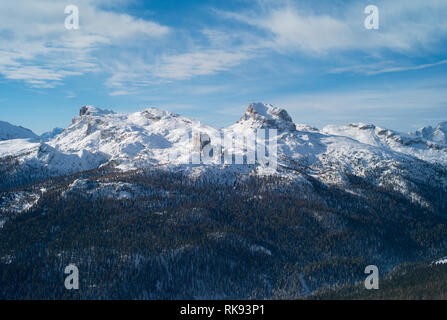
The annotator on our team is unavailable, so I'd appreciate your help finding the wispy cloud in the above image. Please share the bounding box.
[0,0,169,87]
[330,59,447,75]
[154,50,249,80]
[219,0,447,55]
[1,0,447,94]
[105,49,250,94]
[218,7,355,54]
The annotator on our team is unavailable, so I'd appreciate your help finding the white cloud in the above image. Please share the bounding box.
[1,0,447,93]
[220,0,447,55]
[330,59,447,75]
[153,50,249,80]
[0,0,169,87]
[0,0,250,92]
[103,49,250,95]
[222,8,355,54]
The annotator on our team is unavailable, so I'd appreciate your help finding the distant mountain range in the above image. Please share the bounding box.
[0,120,38,141]
[0,121,64,142]
[1,102,446,201]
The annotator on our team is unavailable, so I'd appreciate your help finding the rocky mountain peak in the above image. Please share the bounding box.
[415,121,447,146]
[237,102,296,131]
[79,105,114,117]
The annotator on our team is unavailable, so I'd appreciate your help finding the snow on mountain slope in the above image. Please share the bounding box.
[0,190,40,214]
[322,123,447,165]
[294,124,319,133]
[0,140,108,176]
[48,105,209,170]
[0,139,40,157]
[61,179,160,200]
[40,127,64,142]
[0,105,215,188]
[0,120,38,141]
[231,102,296,132]
[226,104,447,205]
[1,103,447,206]
[228,104,400,181]
[433,257,447,265]
[415,122,447,146]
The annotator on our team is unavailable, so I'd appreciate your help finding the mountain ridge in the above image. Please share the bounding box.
[0,120,38,141]
[1,103,446,203]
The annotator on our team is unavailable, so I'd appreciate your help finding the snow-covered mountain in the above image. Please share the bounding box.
[0,120,38,141]
[322,122,447,165]
[414,122,447,146]
[40,127,64,142]
[0,105,212,186]
[48,105,209,170]
[231,102,297,132]
[2,102,447,300]
[1,103,446,206]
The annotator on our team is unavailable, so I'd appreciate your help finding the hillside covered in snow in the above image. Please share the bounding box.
[1,102,446,204]
[1,103,447,299]
[0,120,38,141]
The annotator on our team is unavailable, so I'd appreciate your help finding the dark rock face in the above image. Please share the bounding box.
[79,106,90,116]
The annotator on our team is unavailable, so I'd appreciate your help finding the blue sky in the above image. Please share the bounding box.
[0,0,446,134]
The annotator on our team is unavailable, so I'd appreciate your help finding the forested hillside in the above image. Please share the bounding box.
[1,167,446,299]
[313,261,447,299]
